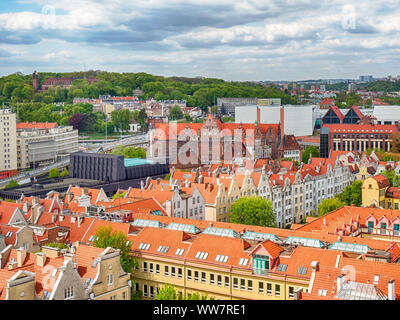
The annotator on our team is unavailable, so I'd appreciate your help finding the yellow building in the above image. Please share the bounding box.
[362,175,393,209]
[128,226,329,300]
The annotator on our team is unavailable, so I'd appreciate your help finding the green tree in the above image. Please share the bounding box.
[93,226,136,273]
[49,168,60,179]
[302,146,319,164]
[336,180,362,207]
[169,105,184,120]
[5,179,19,189]
[230,197,276,227]
[318,198,345,217]
[381,169,400,187]
[154,284,177,300]
[60,168,69,178]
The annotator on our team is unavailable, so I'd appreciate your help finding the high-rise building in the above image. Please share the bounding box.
[0,109,18,177]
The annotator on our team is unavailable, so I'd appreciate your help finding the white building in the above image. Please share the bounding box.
[373,105,400,125]
[0,109,17,173]
[16,123,78,169]
[235,105,316,137]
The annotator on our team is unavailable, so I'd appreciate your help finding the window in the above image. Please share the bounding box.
[195,251,209,260]
[275,284,281,296]
[217,275,222,287]
[215,255,229,263]
[164,266,169,276]
[381,223,387,235]
[210,274,215,285]
[196,272,204,283]
[248,280,253,292]
[224,276,230,288]
[374,275,379,284]
[139,243,151,250]
[51,268,58,278]
[194,271,199,282]
[149,286,154,299]
[64,287,74,299]
[297,266,308,275]
[149,263,153,273]
[258,282,264,294]
[142,262,147,272]
[107,274,114,286]
[122,292,126,300]
[318,289,327,296]
[233,278,239,290]
[171,267,176,277]
[187,270,192,281]
[157,245,170,253]
[240,279,246,290]
[143,284,148,297]
[175,248,184,256]
[178,268,183,279]
[156,264,160,274]
[238,258,248,266]
[288,286,294,298]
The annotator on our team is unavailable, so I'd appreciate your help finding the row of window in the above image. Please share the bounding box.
[140,262,298,298]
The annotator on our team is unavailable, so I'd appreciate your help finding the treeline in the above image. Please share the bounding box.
[1,71,297,112]
[13,101,147,134]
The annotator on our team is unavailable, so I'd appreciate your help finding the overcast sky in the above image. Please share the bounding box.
[0,0,399,81]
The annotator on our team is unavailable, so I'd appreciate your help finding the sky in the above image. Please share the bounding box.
[0,0,399,81]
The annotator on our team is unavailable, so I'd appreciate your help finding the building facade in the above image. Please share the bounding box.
[16,123,78,169]
[0,109,18,176]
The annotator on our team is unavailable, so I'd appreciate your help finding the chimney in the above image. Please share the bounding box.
[209,183,214,192]
[77,216,82,228]
[337,274,345,293]
[17,248,27,267]
[8,260,17,270]
[83,188,89,195]
[36,252,46,267]
[42,246,60,259]
[388,279,395,300]
[64,253,77,264]
[280,107,285,136]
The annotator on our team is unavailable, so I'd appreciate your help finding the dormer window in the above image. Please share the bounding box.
[252,254,269,275]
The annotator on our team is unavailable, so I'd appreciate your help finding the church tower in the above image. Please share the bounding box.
[33,71,39,92]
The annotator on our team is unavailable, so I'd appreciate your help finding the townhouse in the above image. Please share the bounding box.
[168,154,353,227]
[0,244,131,300]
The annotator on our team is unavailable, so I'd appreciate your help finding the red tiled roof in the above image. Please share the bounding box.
[16,122,58,130]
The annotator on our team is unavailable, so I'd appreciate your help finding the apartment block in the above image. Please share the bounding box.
[16,122,78,169]
[0,109,17,175]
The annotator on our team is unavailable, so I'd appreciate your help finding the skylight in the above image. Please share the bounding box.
[215,255,229,263]
[241,231,280,242]
[202,227,238,238]
[138,243,151,250]
[175,248,185,256]
[157,245,170,254]
[51,268,58,278]
[318,289,328,296]
[238,258,249,266]
[297,266,308,275]
[277,264,288,272]
[6,231,13,238]
[195,251,208,260]
[166,222,201,234]
[131,219,163,228]
[284,236,323,248]
[329,242,370,254]
[92,259,99,268]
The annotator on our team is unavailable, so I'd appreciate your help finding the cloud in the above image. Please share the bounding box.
[0,0,399,80]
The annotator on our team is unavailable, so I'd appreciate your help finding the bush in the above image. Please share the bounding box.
[5,179,19,189]
[49,168,60,179]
